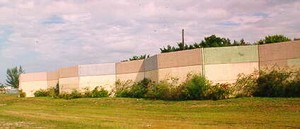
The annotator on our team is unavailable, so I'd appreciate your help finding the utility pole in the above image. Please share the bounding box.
[182,29,184,45]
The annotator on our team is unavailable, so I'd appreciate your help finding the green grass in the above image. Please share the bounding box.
[0,94,299,129]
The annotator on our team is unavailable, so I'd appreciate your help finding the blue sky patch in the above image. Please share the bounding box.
[0,26,13,46]
[253,12,268,18]
[218,21,240,26]
[42,15,65,24]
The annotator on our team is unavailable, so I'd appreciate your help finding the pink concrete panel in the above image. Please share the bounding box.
[59,65,79,78]
[157,48,202,69]
[20,72,47,82]
[260,59,288,69]
[47,70,59,81]
[259,41,300,62]
[116,60,145,74]
[79,63,115,76]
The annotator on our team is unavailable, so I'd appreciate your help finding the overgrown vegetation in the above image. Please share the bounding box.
[34,83,60,98]
[114,67,299,100]
[160,35,250,53]
[234,67,300,97]
[33,67,299,100]
[122,54,150,62]
[160,34,293,53]
[258,34,291,44]
[34,84,109,99]
[19,90,26,97]
[115,74,231,100]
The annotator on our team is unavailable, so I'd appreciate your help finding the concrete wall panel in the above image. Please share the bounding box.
[79,63,115,76]
[205,62,258,84]
[145,70,159,82]
[79,75,116,92]
[158,48,202,69]
[59,66,78,78]
[260,60,288,68]
[204,45,258,64]
[19,81,48,97]
[144,55,158,71]
[59,77,79,93]
[158,65,202,84]
[259,41,300,61]
[47,71,59,81]
[116,72,144,82]
[20,72,47,82]
[288,58,300,67]
[47,80,58,88]
[116,60,144,74]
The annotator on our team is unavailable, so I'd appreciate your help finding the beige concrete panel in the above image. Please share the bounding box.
[79,75,116,92]
[158,49,202,69]
[116,72,145,82]
[260,59,288,69]
[20,72,47,82]
[259,41,300,62]
[59,66,78,78]
[144,55,158,71]
[47,80,59,88]
[158,65,202,84]
[205,62,258,84]
[145,70,159,82]
[79,63,115,76]
[59,77,79,93]
[47,71,59,81]
[116,60,145,74]
[19,81,48,97]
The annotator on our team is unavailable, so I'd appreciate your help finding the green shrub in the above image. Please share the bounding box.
[145,81,171,100]
[234,67,300,98]
[254,68,291,97]
[83,87,92,97]
[234,71,259,97]
[129,78,152,98]
[114,80,132,97]
[69,90,82,99]
[114,79,152,98]
[34,89,49,97]
[58,92,72,100]
[91,86,109,98]
[19,90,26,97]
[207,83,231,100]
[181,74,211,100]
[58,90,81,100]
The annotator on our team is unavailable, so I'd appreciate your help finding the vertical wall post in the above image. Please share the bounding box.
[201,47,205,77]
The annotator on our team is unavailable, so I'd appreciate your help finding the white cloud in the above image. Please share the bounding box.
[0,0,300,83]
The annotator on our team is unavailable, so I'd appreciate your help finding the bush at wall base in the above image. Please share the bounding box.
[34,86,109,99]
[19,90,26,98]
[234,67,300,97]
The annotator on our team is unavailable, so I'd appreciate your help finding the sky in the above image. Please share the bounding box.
[0,0,300,84]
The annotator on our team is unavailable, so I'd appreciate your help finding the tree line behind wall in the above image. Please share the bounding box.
[160,34,292,53]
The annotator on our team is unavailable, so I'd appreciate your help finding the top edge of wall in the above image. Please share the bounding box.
[79,63,116,76]
[59,65,79,78]
[116,59,145,74]
[20,72,47,82]
[157,48,202,69]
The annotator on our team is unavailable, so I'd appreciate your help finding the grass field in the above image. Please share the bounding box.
[0,94,299,129]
